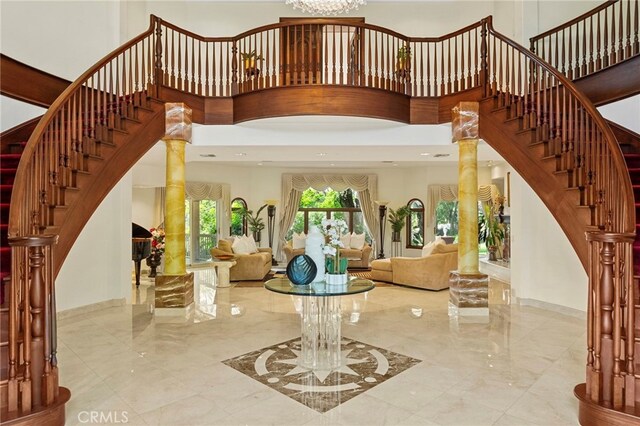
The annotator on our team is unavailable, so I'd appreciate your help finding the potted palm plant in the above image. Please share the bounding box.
[240,204,267,242]
[478,204,505,261]
[241,50,264,76]
[396,45,411,74]
[388,206,411,242]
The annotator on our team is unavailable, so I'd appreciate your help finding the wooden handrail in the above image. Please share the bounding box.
[487,16,635,234]
[530,0,639,79]
[7,15,158,238]
[532,1,619,41]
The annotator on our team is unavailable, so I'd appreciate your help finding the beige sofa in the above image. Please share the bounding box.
[210,239,272,281]
[370,243,458,290]
[283,241,373,269]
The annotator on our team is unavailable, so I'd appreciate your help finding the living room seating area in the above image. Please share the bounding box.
[371,239,458,290]
[283,231,373,269]
[210,236,273,281]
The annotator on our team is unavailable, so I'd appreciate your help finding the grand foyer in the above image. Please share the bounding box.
[1,0,640,425]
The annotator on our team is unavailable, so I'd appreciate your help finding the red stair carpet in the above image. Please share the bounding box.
[624,153,640,276]
[0,152,21,305]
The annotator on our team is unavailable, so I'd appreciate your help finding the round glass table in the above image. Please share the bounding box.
[264,277,375,371]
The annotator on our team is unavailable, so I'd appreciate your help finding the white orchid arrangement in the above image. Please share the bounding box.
[320,218,349,274]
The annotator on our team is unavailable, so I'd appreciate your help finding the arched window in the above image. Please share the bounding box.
[230,197,248,236]
[406,198,424,249]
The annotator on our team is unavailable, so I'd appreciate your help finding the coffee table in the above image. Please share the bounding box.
[264,277,374,371]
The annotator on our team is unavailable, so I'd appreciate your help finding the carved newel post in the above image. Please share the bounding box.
[154,103,195,312]
[449,102,489,316]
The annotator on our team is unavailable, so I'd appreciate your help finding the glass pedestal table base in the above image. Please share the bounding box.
[300,296,342,370]
[264,277,375,371]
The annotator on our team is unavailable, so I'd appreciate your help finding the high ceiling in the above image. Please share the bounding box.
[137,115,505,169]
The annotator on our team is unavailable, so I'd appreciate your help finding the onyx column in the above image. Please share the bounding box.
[449,102,489,316]
[155,103,194,311]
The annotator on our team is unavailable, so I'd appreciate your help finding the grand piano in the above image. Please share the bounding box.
[132,223,152,286]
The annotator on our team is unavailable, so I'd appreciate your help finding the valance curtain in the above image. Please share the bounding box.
[185,182,232,238]
[277,174,379,261]
[426,184,499,242]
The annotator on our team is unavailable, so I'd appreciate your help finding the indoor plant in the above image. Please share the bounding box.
[241,204,267,242]
[388,205,410,242]
[241,50,264,75]
[396,45,411,71]
[320,217,349,285]
[478,204,505,261]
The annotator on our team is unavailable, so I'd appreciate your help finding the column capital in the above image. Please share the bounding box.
[452,101,479,142]
[162,102,192,143]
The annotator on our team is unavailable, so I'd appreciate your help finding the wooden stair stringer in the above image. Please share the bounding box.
[479,101,589,270]
[53,102,166,277]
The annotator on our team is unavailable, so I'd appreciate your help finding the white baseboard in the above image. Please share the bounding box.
[57,298,126,320]
[517,298,586,320]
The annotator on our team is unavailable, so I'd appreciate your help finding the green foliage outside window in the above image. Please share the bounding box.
[435,201,459,237]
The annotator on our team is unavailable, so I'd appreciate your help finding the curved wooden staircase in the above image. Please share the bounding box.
[1,3,639,424]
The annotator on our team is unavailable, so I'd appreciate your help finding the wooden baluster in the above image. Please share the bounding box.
[324,27,329,85]
[272,30,278,87]
[625,0,632,58]
[42,243,53,405]
[464,31,471,89]
[618,0,624,62]
[497,38,503,105]
[204,42,210,96]
[340,26,345,86]
[154,20,163,97]
[49,244,59,399]
[294,27,299,85]
[600,239,616,404]
[440,39,445,95]
[184,34,189,92]
[454,35,459,92]
[263,31,269,89]
[603,9,610,68]
[359,28,365,87]
[426,42,431,96]
[491,36,497,97]
[22,247,32,412]
[418,42,423,96]
[613,242,624,409]
[219,43,224,96]
[231,40,238,95]
[176,33,182,90]
[595,12,601,72]
[374,30,379,88]
[385,33,391,90]
[367,29,372,87]
[635,0,639,54]
[196,40,202,95]
[8,254,18,412]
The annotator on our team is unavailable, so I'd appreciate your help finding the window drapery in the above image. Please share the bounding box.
[278,174,379,261]
[426,184,499,242]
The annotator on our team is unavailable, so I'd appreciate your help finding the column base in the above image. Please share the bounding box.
[155,272,194,308]
[448,271,489,315]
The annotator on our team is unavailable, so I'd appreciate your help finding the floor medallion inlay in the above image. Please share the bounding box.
[222,337,421,412]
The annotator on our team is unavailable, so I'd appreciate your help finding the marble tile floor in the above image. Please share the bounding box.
[58,268,585,425]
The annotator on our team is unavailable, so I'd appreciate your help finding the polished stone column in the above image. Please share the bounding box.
[155,103,194,311]
[450,102,488,316]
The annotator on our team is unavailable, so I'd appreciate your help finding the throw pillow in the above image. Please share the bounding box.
[218,239,233,253]
[292,232,307,249]
[232,235,253,254]
[350,233,366,250]
[421,238,445,257]
[340,233,351,248]
[246,234,259,253]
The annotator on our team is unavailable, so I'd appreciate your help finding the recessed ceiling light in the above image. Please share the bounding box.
[433,153,450,158]
[235,152,247,156]
[393,163,399,166]
[199,154,217,158]
[257,162,263,166]
[420,152,430,156]
[316,152,327,157]
[330,163,335,166]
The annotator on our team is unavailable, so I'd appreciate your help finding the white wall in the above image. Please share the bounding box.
[132,187,157,230]
[493,164,587,311]
[598,95,640,134]
[123,1,497,40]
[56,173,133,312]
[0,1,121,81]
[0,96,46,133]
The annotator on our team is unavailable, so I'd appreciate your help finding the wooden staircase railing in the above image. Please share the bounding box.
[157,17,485,98]
[530,0,639,80]
[4,12,640,425]
[486,16,638,418]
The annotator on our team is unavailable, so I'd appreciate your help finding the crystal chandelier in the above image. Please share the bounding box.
[286,0,366,16]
